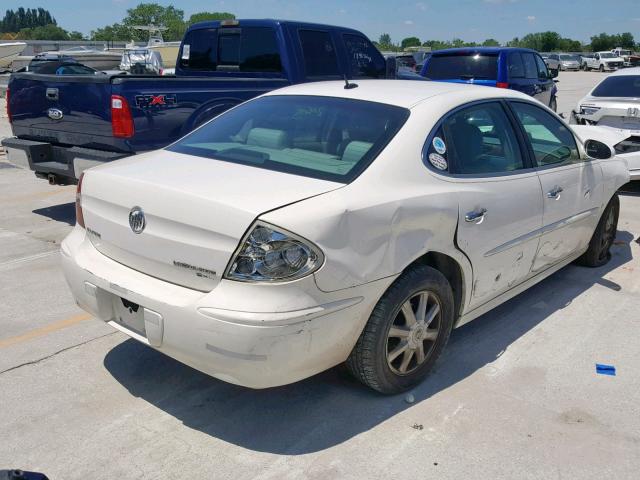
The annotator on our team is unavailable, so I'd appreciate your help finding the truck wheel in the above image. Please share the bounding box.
[549,96,557,112]
[599,64,605,72]
[346,265,454,394]
[576,194,619,268]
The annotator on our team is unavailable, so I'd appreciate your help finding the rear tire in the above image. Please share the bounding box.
[576,194,619,267]
[346,265,454,394]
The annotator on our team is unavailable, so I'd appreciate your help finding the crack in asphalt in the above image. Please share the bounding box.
[0,331,118,376]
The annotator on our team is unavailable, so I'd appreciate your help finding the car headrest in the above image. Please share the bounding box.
[341,141,373,163]
[246,128,289,150]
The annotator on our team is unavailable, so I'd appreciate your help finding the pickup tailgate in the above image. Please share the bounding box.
[8,73,121,151]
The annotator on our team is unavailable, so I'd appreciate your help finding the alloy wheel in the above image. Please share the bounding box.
[386,290,441,375]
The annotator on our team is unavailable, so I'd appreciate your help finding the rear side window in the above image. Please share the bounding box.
[521,53,538,79]
[508,52,525,78]
[510,102,579,166]
[428,102,525,175]
[424,53,498,80]
[343,34,385,78]
[180,28,217,70]
[592,76,640,97]
[180,27,282,72]
[299,30,340,77]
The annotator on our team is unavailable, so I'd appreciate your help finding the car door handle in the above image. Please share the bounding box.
[547,186,563,199]
[46,88,59,101]
[465,208,487,224]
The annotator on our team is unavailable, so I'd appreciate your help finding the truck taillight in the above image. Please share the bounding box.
[496,82,509,89]
[111,95,134,138]
[76,173,85,228]
[5,87,11,123]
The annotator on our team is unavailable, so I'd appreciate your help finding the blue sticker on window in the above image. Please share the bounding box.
[432,136,446,155]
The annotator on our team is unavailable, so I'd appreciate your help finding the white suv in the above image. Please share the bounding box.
[61,81,629,393]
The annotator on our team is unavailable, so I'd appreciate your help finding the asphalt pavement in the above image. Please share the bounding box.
[0,72,639,479]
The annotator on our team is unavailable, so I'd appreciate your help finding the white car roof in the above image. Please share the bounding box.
[609,67,640,77]
[263,80,532,109]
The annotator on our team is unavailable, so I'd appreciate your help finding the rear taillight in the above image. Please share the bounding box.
[111,95,134,138]
[496,82,509,88]
[5,87,11,123]
[76,173,85,228]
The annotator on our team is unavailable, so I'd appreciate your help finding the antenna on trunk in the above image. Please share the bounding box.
[344,75,358,89]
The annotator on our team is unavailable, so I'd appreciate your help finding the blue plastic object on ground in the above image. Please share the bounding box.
[596,364,616,376]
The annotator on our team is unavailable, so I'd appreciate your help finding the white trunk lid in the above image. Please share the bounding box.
[81,150,342,291]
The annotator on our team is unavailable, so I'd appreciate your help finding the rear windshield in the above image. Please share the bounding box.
[424,53,498,80]
[167,95,409,183]
[179,26,282,73]
[591,76,640,97]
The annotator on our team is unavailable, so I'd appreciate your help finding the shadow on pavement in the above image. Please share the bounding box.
[32,202,76,225]
[104,230,634,455]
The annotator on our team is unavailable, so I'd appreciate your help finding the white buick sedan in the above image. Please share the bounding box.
[62,80,629,393]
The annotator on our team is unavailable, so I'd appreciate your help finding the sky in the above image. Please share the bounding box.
[3,0,640,43]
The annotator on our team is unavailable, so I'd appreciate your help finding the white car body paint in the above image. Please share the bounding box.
[61,80,630,389]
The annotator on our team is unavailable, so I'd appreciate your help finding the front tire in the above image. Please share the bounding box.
[576,194,619,267]
[599,64,605,72]
[346,265,454,394]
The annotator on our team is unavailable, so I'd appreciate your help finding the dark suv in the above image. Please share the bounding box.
[420,47,558,111]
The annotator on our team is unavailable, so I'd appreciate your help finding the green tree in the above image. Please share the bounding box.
[401,36,421,50]
[618,32,635,49]
[590,33,614,52]
[188,12,235,24]
[482,38,500,47]
[422,39,452,51]
[122,3,186,41]
[68,30,85,40]
[16,23,69,40]
[378,33,394,50]
[0,7,56,33]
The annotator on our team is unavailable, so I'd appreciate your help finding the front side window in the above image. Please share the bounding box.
[534,55,549,78]
[510,102,579,166]
[299,30,340,77]
[167,95,409,183]
[433,102,525,175]
[343,34,386,78]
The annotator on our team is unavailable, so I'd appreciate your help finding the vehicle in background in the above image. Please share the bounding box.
[410,49,431,71]
[119,48,165,75]
[582,51,624,72]
[557,53,581,71]
[61,80,628,393]
[383,53,417,72]
[572,67,640,180]
[420,47,558,111]
[611,47,640,68]
[0,41,27,70]
[2,19,391,185]
[579,53,594,70]
[541,53,560,75]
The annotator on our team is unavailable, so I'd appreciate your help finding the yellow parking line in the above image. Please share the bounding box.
[0,313,92,349]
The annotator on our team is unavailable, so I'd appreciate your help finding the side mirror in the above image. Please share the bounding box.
[385,56,397,79]
[584,139,613,160]
[550,69,559,78]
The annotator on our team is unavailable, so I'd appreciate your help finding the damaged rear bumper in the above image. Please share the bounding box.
[60,226,393,388]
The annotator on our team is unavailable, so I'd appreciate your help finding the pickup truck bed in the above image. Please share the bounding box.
[3,19,389,184]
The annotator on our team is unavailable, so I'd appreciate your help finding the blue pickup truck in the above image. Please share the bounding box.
[2,19,390,184]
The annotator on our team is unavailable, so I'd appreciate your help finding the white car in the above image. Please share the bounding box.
[574,67,640,180]
[582,51,625,72]
[61,80,629,393]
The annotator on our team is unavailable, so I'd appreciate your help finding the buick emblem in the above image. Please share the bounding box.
[128,206,146,234]
[47,108,63,120]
